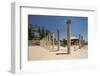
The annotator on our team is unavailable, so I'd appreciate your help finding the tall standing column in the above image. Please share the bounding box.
[81,36,83,48]
[57,29,60,51]
[46,35,48,48]
[48,33,51,48]
[82,38,84,47]
[66,17,71,54]
[79,34,81,49]
[52,33,55,49]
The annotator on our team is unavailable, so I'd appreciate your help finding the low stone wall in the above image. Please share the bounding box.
[28,40,40,46]
[28,37,48,47]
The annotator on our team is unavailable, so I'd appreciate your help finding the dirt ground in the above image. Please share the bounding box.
[28,45,88,61]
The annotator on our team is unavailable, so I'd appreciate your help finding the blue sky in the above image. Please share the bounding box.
[28,15,88,41]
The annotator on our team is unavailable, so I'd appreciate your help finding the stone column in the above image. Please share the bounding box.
[46,35,48,48]
[52,33,55,49]
[57,29,60,51]
[48,33,51,48]
[66,17,71,54]
[79,34,81,49]
[82,40,84,47]
[81,36,83,47]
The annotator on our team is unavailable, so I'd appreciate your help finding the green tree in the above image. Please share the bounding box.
[28,24,33,40]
